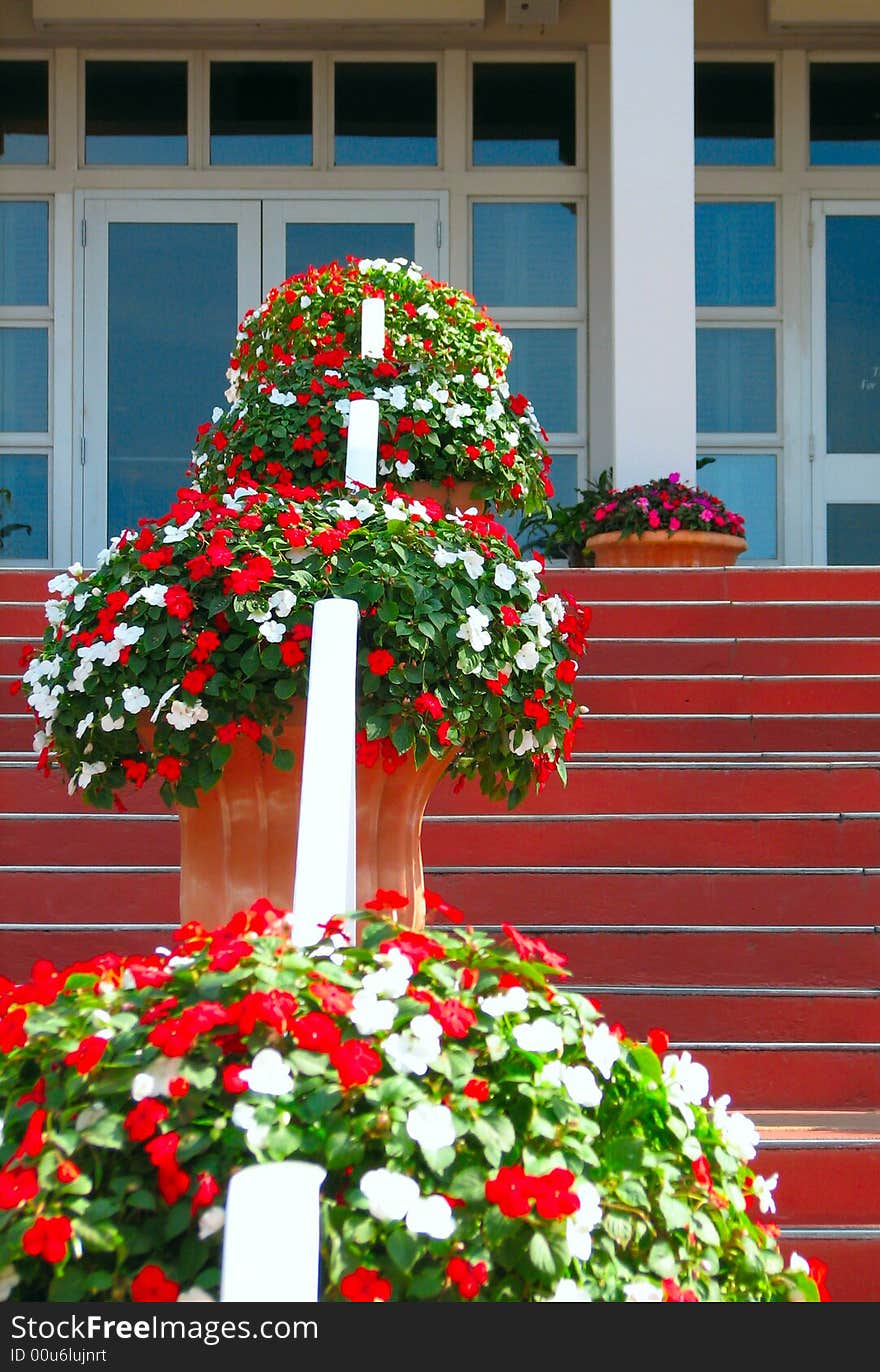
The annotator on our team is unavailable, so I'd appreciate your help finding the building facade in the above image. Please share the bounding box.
[3,0,880,568]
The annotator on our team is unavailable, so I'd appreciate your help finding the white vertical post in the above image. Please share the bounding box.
[220,1160,326,1302]
[610,0,696,488]
[293,598,358,935]
[360,296,385,358]
[345,398,379,487]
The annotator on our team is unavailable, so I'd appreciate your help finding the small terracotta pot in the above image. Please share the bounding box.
[138,705,455,932]
[584,530,748,568]
[408,481,486,515]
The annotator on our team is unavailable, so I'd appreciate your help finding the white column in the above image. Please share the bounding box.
[610,0,696,488]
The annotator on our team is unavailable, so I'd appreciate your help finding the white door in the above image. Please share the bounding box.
[262,193,445,295]
[811,201,880,565]
[80,197,261,563]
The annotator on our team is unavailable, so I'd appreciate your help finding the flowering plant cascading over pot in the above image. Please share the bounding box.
[0,901,827,1303]
[587,472,746,541]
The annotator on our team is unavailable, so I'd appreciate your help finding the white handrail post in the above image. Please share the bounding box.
[220,1161,326,1302]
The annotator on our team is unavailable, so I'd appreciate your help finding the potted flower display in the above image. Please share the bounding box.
[0,901,827,1303]
[582,472,747,568]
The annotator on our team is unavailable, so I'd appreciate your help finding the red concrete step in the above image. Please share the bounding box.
[575,713,880,753]
[580,676,880,715]
[0,926,174,981]
[761,1142,880,1227]
[0,604,50,638]
[687,1049,880,1111]
[426,869,880,927]
[584,638,880,676]
[587,601,880,638]
[778,1232,880,1302]
[0,641,33,675]
[581,991,880,1045]
[1,869,180,923]
[0,765,165,814]
[545,567,880,603]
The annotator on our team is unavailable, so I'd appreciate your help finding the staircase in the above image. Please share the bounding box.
[2,564,880,1301]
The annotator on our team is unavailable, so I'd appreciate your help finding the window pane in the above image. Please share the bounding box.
[0,330,48,432]
[826,215,880,454]
[0,202,48,306]
[85,62,187,165]
[828,503,880,564]
[210,62,312,165]
[0,453,48,560]
[695,62,774,166]
[107,223,236,537]
[473,62,575,166]
[695,202,775,308]
[811,63,880,165]
[473,202,577,308]
[697,328,776,434]
[506,328,578,433]
[286,222,416,278]
[334,63,436,165]
[699,452,776,560]
[0,61,49,165]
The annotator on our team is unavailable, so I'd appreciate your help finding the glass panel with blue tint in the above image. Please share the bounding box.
[0,62,49,165]
[828,504,880,564]
[334,63,436,166]
[698,452,776,560]
[826,216,880,453]
[286,222,416,278]
[210,62,312,166]
[107,222,236,538]
[473,202,577,308]
[695,202,775,308]
[695,62,774,166]
[0,330,48,433]
[506,328,578,434]
[85,62,187,165]
[473,63,575,166]
[0,202,48,306]
[697,328,776,434]
[811,63,880,165]
[0,453,48,560]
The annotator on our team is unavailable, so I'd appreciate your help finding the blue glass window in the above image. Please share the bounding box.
[697,328,776,434]
[473,202,577,308]
[0,453,48,560]
[811,63,880,165]
[695,62,774,166]
[0,330,48,433]
[825,215,880,454]
[286,222,415,278]
[334,63,436,165]
[698,452,776,560]
[85,62,187,165]
[827,504,880,564]
[210,63,312,166]
[0,62,49,165]
[0,202,49,307]
[696,202,775,308]
[506,328,578,434]
[473,63,575,166]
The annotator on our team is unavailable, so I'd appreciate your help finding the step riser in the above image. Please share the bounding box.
[589,604,880,637]
[585,992,880,1045]
[575,715,880,752]
[778,1236,880,1303]
[581,678,880,714]
[694,1050,880,1111]
[586,640,880,676]
[767,1148,880,1227]
[543,568,880,602]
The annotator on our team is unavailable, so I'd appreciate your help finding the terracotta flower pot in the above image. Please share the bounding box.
[584,530,748,568]
[408,480,486,514]
[138,705,454,932]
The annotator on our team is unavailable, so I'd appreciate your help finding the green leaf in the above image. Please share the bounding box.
[527,1231,557,1279]
[689,1208,720,1247]
[274,677,300,700]
[48,1266,89,1301]
[165,1203,194,1240]
[604,1213,634,1248]
[658,1194,692,1230]
[273,747,295,771]
[407,1266,444,1299]
[647,1240,678,1278]
[387,1229,419,1273]
[604,1136,644,1172]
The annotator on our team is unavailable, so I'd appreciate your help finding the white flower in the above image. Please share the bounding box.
[406,1195,455,1240]
[493,563,517,591]
[349,990,397,1036]
[457,605,492,652]
[163,515,198,544]
[479,986,528,1018]
[197,1207,226,1240]
[361,947,412,999]
[508,729,538,756]
[131,1057,185,1100]
[548,1279,591,1303]
[75,1103,107,1131]
[512,1018,563,1055]
[100,708,124,732]
[662,1051,709,1105]
[44,599,66,627]
[75,712,94,740]
[122,685,151,714]
[788,1252,810,1275]
[178,1287,215,1302]
[395,459,416,479]
[561,1064,603,1108]
[166,699,209,731]
[624,1280,663,1302]
[0,1266,19,1300]
[752,1172,778,1215]
[460,550,485,580]
[269,387,297,407]
[583,1023,621,1080]
[388,385,407,410]
[433,546,459,569]
[472,371,490,389]
[231,1102,270,1150]
[69,660,94,693]
[566,1180,603,1261]
[241,1048,293,1096]
[268,588,297,617]
[47,572,78,597]
[74,760,107,790]
[543,594,566,627]
[113,623,144,647]
[711,1094,760,1162]
[258,619,285,643]
[360,1169,420,1223]
[406,1102,455,1153]
[514,641,540,672]
[384,1016,443,1077]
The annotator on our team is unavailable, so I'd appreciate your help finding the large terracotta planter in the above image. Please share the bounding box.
[408,480,486,514]
[585,530,748,568]
[139,704,454,932]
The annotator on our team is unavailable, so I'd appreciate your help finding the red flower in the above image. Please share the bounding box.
[485,1165,533,1219]
[0,1009,28,1052]
[691,1155,713,1189]
[429,998,477,1039]
[56,1160,81,1185]
[290,1012,342,1054]
[216,721,239,744]
[378,930,445,971]
[662,1278,699,1302]
[808,1256,832,1302]
[222,1063,249,1095]
[124,1098,170,1143]
[330,1039,382,1091]
[501,924,569,973]
[364,888,409,912]
[22,1215,72,1264]
[226,555,274,594]
[366,649,395,677]
[181,666,213,696]
[446,1256,489,1300]
[230,989,298,1036]
[280,639,306,667]
[424,890,464,924]
[164,585,194,620]
[555,659,578,684]
[64,1035,109,1075]
[530,1168,579,1220]
[308,977,354,1016]
[0,1165,39,1210]
[414,692,443,719]
[168,1077,189,1099]
[191,629,221,662]
[131,1264,180,1303]
[340,1266,392,1302]
[463,1078,489,1102]
[122,758,149,788]
[647,1028,670,1056]
[191,1172,220,1215]
[16,1108,46,1159]
[156,757,183,783]
[208,938,252,972]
